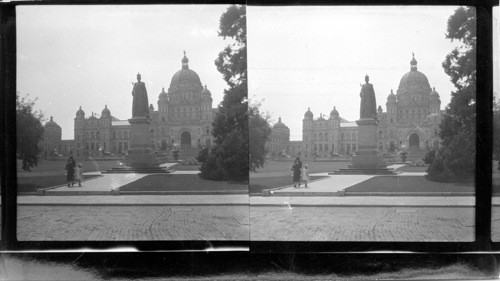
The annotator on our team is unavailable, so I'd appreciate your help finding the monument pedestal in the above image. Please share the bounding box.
[125,117,158,168]
[105,117,166,174]
[332,118,397,175]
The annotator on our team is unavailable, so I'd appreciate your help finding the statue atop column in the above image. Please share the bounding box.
[359,74,377,120]
[132,73,149,118]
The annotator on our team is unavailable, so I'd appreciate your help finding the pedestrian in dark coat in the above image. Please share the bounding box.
[65,156,76,186]
[292,157,302,188]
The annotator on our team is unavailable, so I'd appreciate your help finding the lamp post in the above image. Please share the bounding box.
[172,143,179,161]
[400,144,407,163]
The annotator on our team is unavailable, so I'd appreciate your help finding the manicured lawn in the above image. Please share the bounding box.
[345,176,474,193]
[119,174,248,192]
[250,175,327,193]
[17,175,101,192]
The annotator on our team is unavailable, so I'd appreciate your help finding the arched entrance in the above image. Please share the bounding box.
[181,132,191,148]
[409,133,419,150]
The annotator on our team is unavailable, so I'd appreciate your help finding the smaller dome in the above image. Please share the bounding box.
[149,104,155,111]
[76,106,85,117]
[273,117,289,130]
[387,89,396,102]
[101,105,111,117]
[430,87,440,100]
[202,85,211,96]
[304,107,313,119]
[45,116,60,128]
[159,87,168,99]
[330,106,339,118]
[377,105,383,113]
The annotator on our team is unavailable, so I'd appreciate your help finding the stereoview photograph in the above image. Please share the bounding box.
[16,5,249,241]
[248,6,476,241]
[492,6,499,242]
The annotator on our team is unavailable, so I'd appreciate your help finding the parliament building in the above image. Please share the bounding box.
[266,55,443,160]
[41,53,217,158]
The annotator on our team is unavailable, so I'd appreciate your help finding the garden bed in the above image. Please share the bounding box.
[344,176,474,193]
[17,174,101,192]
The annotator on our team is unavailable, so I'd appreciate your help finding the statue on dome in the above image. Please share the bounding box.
[359,74,377,120]
[131,73,149,118]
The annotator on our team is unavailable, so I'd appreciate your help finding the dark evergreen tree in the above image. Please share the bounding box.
[16,93,45,171]
[249,105,271,172]
[427,7,476,182]
[199,5,248,181]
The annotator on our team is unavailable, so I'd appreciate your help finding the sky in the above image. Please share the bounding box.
[248,6,466,141]
[17,5,232,139]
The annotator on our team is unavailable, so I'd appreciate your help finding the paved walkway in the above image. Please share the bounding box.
[41,164,198,194]
[18,205,249,241]
[270,170,431,196]
[250,206,474,241]
[44,173,148,193]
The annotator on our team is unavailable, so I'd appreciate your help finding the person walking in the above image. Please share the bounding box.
[74,163,83,187]
[292,157,302,188]
[299,163,310,188]
[65,156,76,187]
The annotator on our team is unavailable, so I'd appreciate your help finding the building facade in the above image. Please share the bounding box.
[41,53,217,158]
[268,55,443,160]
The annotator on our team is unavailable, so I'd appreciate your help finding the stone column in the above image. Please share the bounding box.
[124,116,158,168]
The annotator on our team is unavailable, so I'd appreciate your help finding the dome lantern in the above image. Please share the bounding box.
[410,52,418,71]
[181,50,189,69]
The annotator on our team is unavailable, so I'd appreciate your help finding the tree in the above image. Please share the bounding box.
[199,5,248,181]
[249,105,271,172]
[427,7,476,182]
[16,92,45,171]
[493,93,500,165]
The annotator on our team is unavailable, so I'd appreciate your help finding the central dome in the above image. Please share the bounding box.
[397,54,431,94]
[169,52,202,91]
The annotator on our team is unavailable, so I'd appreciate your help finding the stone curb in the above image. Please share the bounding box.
[17,203,249,206]
[260,191,475,197]
[249,204,475,208]
[33,190,248,196]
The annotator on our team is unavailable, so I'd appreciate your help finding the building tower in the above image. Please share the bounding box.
[74,106,85,156]
[329,106,340,153]
[99,105,112,153]
[303,108,314,157]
